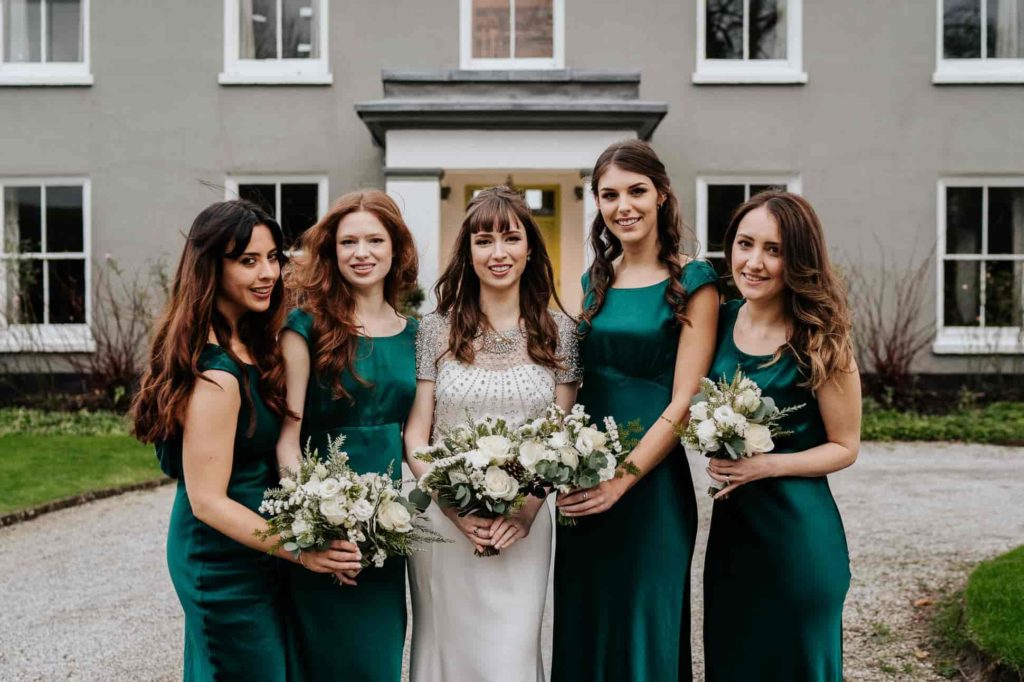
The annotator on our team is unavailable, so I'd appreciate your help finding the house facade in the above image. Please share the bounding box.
[0,0,1022,374]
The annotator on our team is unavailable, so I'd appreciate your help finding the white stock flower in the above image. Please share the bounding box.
[518,439,555,470]
[738,376,757,392]
[734,388,761,413]
[559,447,580,469]
[372,549,387,568]
[303,475,322,496]
[351,499,375,523]
[713,405,737,425]
[476,435,514,464]
[280,477,297,491]
[575,426,608,455]
[690,401,710,422]
[319,497,348,526]
[377,500,413,533]
[314,463,329,479]
[744,423,775,454]
[695,419,720,450]
[482,466,519,501]
[727,412,749,436]
[318,478,342,499]
[547,431,570,449]
[464,449,491,469]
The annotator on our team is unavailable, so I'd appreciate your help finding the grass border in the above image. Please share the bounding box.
[0,477,173,528]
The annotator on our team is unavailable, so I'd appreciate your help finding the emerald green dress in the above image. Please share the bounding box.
[553,261,718,682]
[280,308,417,682]
[703,299,850,681]
[160,344,287,682]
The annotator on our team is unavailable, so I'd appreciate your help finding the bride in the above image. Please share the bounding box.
[404,186,580,682]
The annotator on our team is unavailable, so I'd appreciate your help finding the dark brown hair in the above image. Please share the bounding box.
[285,189,418,401]
[581,139,697,332]
[722,190,855,390]
[433,186,566,369]
[131,199,290,442]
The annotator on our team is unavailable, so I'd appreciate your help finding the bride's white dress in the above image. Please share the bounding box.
[408,312,580,682]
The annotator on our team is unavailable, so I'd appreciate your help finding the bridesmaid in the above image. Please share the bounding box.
[130,200,295,681]
[553,140,720,681]
[276,189,419,682]
[702,190,859,681]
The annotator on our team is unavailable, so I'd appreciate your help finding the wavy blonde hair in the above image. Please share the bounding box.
[723,190,855,390]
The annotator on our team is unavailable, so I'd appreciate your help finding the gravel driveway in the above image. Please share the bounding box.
[1,442,1021,681]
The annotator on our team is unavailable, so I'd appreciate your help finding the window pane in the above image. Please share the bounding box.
[474,0,511,59]
[750,0,786,60]
[523,188,556,216]
[242,0,279,59]
[946,187,983,254]
[706,0,743,59]
[47,0,82,62]
[944,0,982,58]
[3,0,42,62]
[988,187,1024,255]
[986,261,1023,326]
[987,0,1024,58]
[4,187,43,253]
[239,184,277,216]
[707,184,746,253]
[45,186,84,253]
[6,259,44,323]
[944,260,981,326]
[282,0,318,59]
[48,258,85,323]
[515,0,553,58]
[280,183,319,247]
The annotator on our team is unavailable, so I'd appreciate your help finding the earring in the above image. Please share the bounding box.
[527,255,531,261]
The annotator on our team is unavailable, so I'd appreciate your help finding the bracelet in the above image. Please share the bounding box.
[658,415,675,427]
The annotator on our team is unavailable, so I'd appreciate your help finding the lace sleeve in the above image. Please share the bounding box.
[415,313,447,381]
[553,311,582,384]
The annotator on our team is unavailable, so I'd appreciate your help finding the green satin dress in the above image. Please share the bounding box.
[553,261,718,682]
[703,299,851,681]
[280,308,417,682]
[160,343,287,682]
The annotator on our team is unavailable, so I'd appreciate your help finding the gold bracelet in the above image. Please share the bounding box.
[658,415,675,427]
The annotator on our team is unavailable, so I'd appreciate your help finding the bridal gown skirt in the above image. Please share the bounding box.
[408,498,554,682]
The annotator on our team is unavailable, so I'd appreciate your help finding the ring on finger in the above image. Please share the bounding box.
[725,474,732,485]
[583,491,589,500]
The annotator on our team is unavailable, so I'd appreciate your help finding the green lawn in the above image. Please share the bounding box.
[0,434,161,515]
[965,545,1024,672]
[862,401,1024,445]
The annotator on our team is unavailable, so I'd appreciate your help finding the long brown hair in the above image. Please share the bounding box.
[581,139,697,332]
[131,199,290,442]
[433,186,566,368]
[285,189,418,401]
[722,190,855,390]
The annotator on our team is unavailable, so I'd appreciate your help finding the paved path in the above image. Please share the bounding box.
[1,442,1022,681]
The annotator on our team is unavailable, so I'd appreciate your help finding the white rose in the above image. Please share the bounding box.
[575,426,608,455]
[713,405,736,425]
[482,466,519,501]
[319,497,347,526]
[744,423,775,454]
[695,419,720,449]
[476,435,513,464]
[291,518,311,537]
[559,447,580,469]
[463,449,491,469]
[690,402,710,422]
[314,463,329,479]
[377,500,413,533]
[351,499,375,522]
[734,388,760,413]
[318,478,342,499]
[302,475,321,495]
[518,440,554,470]
[547,431,570,449]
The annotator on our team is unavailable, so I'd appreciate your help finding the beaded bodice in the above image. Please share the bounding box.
[415,311,581,435]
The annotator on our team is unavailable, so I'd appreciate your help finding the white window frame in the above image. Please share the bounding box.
[0,0,92,86]
[0,177,93,352]
[225,174,328,250]
[219,0,331,85]
[693,0,806,84]
[933,0,1024,84]
[459,0,565,70]
[934,177,1024,354]
[695,174,802,261]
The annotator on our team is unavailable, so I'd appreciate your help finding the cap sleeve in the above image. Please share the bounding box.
[283,307,314,343]
[680,259,719,296]
[198,344,243,380]
[415,313,447,381]
[553,311,582,384]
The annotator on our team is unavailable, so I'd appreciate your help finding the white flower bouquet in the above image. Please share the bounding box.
[257,435,444,574]
[680,369,804,496]
[515,403,637,526]
[412,416,543,556]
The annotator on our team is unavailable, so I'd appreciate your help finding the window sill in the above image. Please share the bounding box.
[933,62,1024,84]
[218,71,333,86]
[932,327,1024,355]
[0,72,93,87]
[692,67,808,85]
[0,325,95,353]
